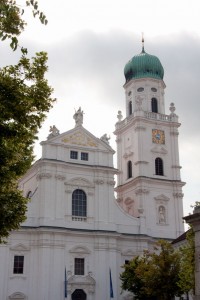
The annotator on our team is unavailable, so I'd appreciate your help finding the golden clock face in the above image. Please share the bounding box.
[152,129,165,144]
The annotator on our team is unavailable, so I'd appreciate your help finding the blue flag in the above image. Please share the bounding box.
[64,267,67,298]
[110,268,114,298]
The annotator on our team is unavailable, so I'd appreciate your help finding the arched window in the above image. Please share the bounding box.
[127,161,132,179]
[129,101,132,115]
[72,189,87,220]
[155,157,164,176]
[151,98,158,113]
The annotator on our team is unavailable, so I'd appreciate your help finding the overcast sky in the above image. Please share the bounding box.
[1,0,200,219]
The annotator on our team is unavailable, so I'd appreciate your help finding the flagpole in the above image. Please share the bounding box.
[64,267,67,299]
[109,268,114,299]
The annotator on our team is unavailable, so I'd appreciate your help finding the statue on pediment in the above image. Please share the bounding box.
[73,107,84,127]
[100,133,110,144]
[48,125,60,139]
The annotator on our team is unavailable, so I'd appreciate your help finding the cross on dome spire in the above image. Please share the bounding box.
[142,32,145,53]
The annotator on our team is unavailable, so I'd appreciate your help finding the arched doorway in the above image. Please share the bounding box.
[72,289,86,300]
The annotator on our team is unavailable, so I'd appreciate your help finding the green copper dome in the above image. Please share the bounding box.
[124,47,164,82]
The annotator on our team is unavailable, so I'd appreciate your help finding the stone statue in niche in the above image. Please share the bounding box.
[73,107,84,127]
[135,95,143,111]
[158,206,166,224]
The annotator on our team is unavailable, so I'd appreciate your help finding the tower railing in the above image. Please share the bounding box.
[115,111,179,130]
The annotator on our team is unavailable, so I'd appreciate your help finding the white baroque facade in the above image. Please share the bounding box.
[0,44,185,300]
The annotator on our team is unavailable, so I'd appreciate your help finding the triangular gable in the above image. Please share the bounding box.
[42,126,114,152]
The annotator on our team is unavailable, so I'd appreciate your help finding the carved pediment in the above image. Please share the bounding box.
[61,131,98,147]
[8,292,26,300]
[10,243,30,252]
[68,274,95,285]
[65,177,94,188]
[67,274,96,294]
[151,146,168,154]
[69,245,91,254]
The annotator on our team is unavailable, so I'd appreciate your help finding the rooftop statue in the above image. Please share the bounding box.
[73,107,84,127]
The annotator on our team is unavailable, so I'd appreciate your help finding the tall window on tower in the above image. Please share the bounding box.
[155,157,164,176]
[72,189,87,221]
[151,98,158,113]
[129,101,132,115]
[127,161,132,179]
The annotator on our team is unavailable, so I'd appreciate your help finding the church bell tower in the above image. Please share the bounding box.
[114,39,185,239]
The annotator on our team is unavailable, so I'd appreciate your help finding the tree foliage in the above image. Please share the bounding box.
[178,228,195,295]
[0,0,47,51]
[0,1,54,242]
[120,240,188,300]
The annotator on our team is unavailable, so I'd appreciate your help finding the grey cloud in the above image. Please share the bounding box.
[45,31,200,138]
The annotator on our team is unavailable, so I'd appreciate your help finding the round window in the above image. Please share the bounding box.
[137,87,144,92]
[151,87,157,92]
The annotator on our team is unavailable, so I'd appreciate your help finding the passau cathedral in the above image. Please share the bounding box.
[0,41,185,300]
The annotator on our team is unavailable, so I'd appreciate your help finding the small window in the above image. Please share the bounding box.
[125,260,130,265]
[129,101,132,115]
[137,87,144,92]
[74,258,84,275]
[70,151,78,159]
[127,161,132,179]
[13,255,24,274]
[151,98,158,113]
[81,152,88,161]
[151,87,157,92]
[155,157,164,176]
[128,91,132,96]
